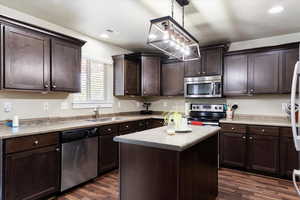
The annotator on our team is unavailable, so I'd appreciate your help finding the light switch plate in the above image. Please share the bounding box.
[4,102,12,112]
[43,102,49,111]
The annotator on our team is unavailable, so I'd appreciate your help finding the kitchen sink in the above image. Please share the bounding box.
[86,117,123,122]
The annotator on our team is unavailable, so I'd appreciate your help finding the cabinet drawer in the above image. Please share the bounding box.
[99,125,118,135]
[248,126,279,136]
[5,133,59,154]
[220,124,247,134]
[280,127,292,138]
[119,122,135,133]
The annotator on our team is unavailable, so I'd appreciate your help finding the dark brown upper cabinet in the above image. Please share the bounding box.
[51,39,82,92]
[184,45,225,77]
[141,56,161,96]
[184,59,201,77]
[279,48,299,93]
[248,51,280,94]
[0,15,85,93]
[201,47,223,76]
[223,55,248,95]
[113,55,140,96]
[3,25,50,91]
[224,43,299,96]
[161,61,184,96]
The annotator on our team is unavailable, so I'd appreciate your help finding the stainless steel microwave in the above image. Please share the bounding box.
[184,76,222,98]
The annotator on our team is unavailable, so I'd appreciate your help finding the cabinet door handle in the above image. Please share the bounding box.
[56,148,60,152]
[231,127,235,130]
[125,125,129,128]
[44,83,49,88]
[202,71,206,74]
[52,83,57,89]
[249,137,253,140]
[33,140,39,145]
[108,128,112,131]
[261,129,265,132]
[197,72,201,75]
[242,136,246,139]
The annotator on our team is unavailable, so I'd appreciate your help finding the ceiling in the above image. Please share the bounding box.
[0,0,300,51]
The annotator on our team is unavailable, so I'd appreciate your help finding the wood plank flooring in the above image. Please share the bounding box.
[57,168,299,200]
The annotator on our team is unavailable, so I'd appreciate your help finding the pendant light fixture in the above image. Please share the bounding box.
[147,0,200,61]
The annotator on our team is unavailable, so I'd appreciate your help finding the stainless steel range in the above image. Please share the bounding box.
[188,103,226,126]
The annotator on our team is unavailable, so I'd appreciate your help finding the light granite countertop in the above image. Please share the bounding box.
[114,125,220,151]
[0,115,164,139]
[219,116,291,127]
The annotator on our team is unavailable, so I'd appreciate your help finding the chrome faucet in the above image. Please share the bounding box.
[93,106,101,120]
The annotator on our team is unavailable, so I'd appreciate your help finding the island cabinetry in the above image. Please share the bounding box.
[145,118,164,129]
[4,133,60,200]
[119,135,218,200]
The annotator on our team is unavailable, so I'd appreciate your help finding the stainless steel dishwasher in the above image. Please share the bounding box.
[61,127,98,192]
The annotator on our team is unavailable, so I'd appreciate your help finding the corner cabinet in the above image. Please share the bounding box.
[51,39,82,92]
[0,16,85,93]
[113,55,140,96]
[141,56,161,96]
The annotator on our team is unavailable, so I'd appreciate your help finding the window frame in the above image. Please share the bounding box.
[72,57,113,109]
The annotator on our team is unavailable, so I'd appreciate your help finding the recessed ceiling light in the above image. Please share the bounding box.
[100,33,109,39]
[268,5,284,14]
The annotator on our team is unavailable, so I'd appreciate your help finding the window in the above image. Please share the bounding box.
[73,57,112,108]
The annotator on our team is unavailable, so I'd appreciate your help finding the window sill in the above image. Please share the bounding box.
[72,102,113,109]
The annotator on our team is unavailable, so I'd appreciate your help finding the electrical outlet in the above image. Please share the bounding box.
[61,102,69,110]
[163,102,168,107]
[4,102,12,112]
[43,102,49,111]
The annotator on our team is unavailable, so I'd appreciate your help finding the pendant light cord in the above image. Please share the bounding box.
[182,6,185,27]
[171,0,174,18]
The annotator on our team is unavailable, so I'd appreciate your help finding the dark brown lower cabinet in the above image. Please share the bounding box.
[146,119,164,129]
[220,132,246,168]
[99,133,119,174]
[280,128,299,178]
[220,124,298,179]
[4,145,60,200]
[247,135,279,174]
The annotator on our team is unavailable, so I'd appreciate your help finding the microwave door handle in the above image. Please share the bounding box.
[291,61,300,151]
[212,82,215,95]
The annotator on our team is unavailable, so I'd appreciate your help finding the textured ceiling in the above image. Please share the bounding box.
[0,0,299,51]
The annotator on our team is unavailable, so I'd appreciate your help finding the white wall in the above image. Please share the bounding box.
[0,5,142,121]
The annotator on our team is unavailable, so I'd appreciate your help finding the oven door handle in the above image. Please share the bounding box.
[211,82,215,96]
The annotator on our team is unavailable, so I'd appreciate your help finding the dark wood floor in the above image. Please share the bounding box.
[57,168,299,200]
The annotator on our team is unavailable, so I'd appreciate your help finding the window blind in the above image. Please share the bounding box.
[73,58,107,103]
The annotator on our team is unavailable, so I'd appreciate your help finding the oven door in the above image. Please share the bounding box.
[184,81,214,98]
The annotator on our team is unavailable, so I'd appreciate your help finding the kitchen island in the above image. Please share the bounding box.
[114,125,220,200]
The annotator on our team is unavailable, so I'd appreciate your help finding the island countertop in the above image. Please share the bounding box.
[114,125,221,151]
